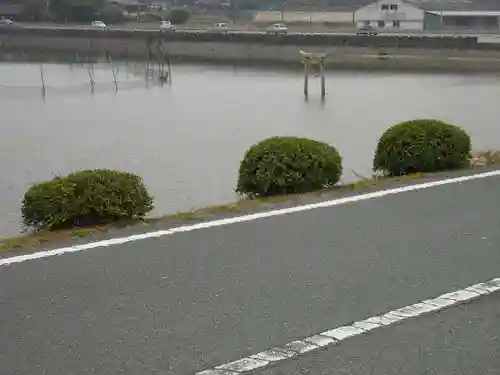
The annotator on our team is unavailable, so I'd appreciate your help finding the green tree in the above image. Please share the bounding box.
[168,7,189,25]
[50,0,104,22]
[99,4,124,24]
[20,0,48,21]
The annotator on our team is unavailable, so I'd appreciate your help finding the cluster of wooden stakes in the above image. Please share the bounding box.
[36,46,323,99]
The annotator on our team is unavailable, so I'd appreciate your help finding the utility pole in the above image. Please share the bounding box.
[231,0,238,25]
[45,0,50,20]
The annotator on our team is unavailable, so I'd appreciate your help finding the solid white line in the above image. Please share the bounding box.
[196,278,500,375]
[1,169,500,268]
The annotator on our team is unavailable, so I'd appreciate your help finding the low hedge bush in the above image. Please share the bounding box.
[373,119,471,176]
[236,136,342,197]
[21,169,154,231]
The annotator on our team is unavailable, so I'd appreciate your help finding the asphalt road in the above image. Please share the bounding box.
[253,291,500,375]
[1,173,500,375]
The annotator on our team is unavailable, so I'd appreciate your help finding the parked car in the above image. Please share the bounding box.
[207,23,228,34]
[356,25,378,36]
[160,20,175,32]
[91,21,107,30]
[266,23,288,35]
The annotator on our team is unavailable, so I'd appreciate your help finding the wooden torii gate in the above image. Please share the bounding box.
[299,50,330,100]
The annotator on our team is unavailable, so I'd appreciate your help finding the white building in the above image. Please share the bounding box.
[354,0,425,30]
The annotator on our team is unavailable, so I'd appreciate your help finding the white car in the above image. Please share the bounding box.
[266,23,288,35]
[160,20,175,32]
[91,21,107,30]
[0,18,15,26]
[208,23,228,34]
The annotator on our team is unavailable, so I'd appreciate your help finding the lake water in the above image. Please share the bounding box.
[1,61,500,237]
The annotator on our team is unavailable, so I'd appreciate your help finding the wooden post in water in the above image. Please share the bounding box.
[167,57,172,85]
[165,43,172,85]
[87,57,95,94]
[145,37,154,84]
[303,63,309,98]
[156,39,164,81]
[107,52,118,92]
[39,64,46,99]
[145,46,153,86]
[158,51,163,77]
[299,50,329,100]
[156,39,172,86]
[320,59,326,100]
[88,39,94,74]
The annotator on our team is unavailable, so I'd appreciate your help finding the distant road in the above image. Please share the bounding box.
[7,22,500,41]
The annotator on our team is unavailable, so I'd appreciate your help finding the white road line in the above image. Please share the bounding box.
[1,169,500,267]
[196,278,500,375]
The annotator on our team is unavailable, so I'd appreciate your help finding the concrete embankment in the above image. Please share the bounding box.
[2,27,500,71]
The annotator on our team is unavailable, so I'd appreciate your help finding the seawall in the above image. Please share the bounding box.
[2,27,500,71]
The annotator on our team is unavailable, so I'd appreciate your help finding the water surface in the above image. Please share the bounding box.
[1,61,500,237]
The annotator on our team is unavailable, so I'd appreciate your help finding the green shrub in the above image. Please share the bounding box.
[21,169,154,231]
[373,119,471,176]
[168,7,190,24]
[236,136,342,197]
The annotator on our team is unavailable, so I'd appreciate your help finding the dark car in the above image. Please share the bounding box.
[356,25,378,36]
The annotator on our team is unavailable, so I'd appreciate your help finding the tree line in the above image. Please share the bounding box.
[16,0,124,23]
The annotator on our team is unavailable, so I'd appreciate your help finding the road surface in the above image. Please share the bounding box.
[254,292,500,375]
[1,170,500,375]
[3,22,500,40]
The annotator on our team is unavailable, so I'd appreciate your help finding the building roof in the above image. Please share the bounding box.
[427,10,500,15]
[276,0,500,12]
[335,0,500,12]
[405,0,500,11]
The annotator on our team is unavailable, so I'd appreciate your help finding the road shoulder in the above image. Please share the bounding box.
[1,166,498,257]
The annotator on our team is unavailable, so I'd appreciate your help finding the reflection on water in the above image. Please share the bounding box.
[1,61,500,237]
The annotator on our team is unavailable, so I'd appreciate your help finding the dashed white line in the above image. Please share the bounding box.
[1,169,500,267]
[196,278,500,375]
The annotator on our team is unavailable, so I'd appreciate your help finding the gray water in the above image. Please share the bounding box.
[2,61,500,237]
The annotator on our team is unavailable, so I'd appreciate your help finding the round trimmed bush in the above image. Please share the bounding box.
[236,136,342,197]
[373,119,471,176]
[21,169,154,231]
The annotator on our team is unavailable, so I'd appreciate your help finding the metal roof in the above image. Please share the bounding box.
[405,0,500,11]
[427,10,500,15]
